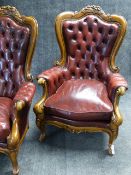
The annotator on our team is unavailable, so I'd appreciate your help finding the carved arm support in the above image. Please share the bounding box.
[107,73,128,103]
[33,66,68,124]
[7,82,36,149]
[107,73,128,127]
[33,78,48,115]
[112,86,127,126]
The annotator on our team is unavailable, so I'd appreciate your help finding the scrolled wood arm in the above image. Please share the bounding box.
[111,86,127,127]
[7,82,36,150]
[107,73,128,103]
[33,78,48,115]
[37,66,67,96]
[15,100,26,111]
[7,100,26,150]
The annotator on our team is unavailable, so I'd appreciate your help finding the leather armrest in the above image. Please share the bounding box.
[8,82,35,148]
[13,82,36,105]
[37,66,68,95]
[107,73,128,102]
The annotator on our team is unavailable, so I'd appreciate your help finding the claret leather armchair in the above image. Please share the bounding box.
[34,5,128,155]
[0,6,38,174]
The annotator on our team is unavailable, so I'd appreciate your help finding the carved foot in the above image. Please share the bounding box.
[108,144,115,155]
[9,150,19,175]
[36,116,46,142]
[39,133,46,142]
[13,168,19,175]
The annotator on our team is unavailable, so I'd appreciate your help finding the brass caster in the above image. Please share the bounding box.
[108,144,115,155]
[39,133,46,142]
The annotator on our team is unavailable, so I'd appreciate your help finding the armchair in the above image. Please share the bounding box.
[34,5,128,155]
[0,6,38,174]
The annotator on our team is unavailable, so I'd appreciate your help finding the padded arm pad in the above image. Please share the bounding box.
[107,73,128,102]
[13,82,36,104]
[37,66,69,95]
[11,82,36,136]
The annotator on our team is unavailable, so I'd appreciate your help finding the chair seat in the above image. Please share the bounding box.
[45,79,113,122]
[0,97,13,142]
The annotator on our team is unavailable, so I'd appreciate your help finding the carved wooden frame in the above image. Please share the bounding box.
[0,6,38,175]
[34,5,127,155]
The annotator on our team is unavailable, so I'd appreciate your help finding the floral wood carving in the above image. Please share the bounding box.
[72,5,113,22]
[80,5,105,14]
[0,5,21,18]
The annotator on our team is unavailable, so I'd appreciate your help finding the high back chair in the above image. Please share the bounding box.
[34,5,127,155]
[0,6,38,174]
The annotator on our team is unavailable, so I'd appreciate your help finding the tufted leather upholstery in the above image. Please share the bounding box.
[0,15,36,144]
[0,97,13,142]
[0,16,30,98]
[37,13,127,126]
[107,73,128,102]
[38,16,120,94]
[38,66,70,96]
[38,14,127,96]
[11,82,36,137]
[0,7,38,175]
[0,82,36,143]
[13,82,36,104]
[62,15,119,80]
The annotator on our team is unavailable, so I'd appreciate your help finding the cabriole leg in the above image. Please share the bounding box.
[108,129,118,155]
[36,115,46,142]
[8,149,19,175]
[39,124,46,142]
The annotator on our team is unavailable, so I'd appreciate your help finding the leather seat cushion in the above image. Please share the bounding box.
[0,97,12,142]
[45,79,113,122]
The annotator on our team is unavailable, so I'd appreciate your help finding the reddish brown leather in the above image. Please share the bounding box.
[0,16,36,144]
[12,82,36,137]
[45,79,113,122]
[38,58,112,96]
[0,97,13,142]
[38,66,68,96]
[0,16,30,98]
[62,15,119,81]
[46,115,110,128]
[13,82,36,104]
[107,73,128,102]
[38,15,120,97]
[38,13,127,126]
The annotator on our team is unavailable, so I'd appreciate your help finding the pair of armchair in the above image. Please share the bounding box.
[0,5,128,175]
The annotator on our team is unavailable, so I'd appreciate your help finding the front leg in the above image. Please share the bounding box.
[33,78,48,142]
[108,126,118,155]
[8,149,19,175]
[108,86,127,155]
[34,101,46,142]
[36,112,46,142]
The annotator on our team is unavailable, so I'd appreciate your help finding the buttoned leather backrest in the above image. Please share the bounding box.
[62,15,119,81]
[0,16,30,98]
